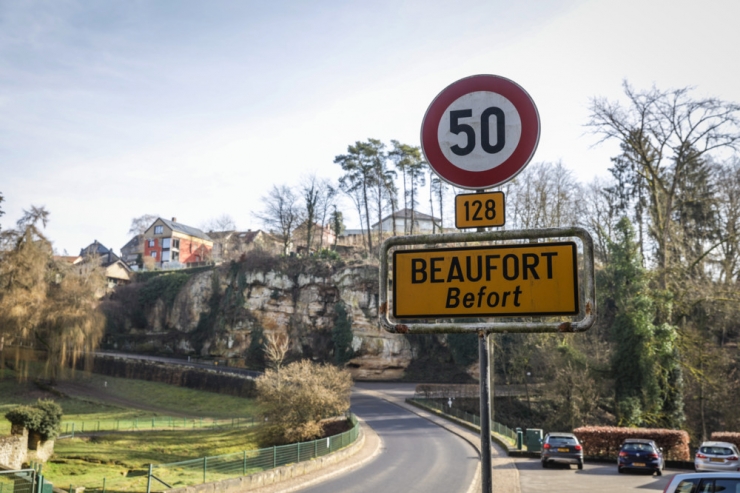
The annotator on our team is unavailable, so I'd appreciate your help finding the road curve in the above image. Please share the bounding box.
[299,384,478,493]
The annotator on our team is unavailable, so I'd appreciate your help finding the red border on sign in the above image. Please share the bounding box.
[421,74,540,189]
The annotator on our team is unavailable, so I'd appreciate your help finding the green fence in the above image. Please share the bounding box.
[410,398,518,446]
[67,414,360,493]
[58,416,256,438]
[0,470,36,493]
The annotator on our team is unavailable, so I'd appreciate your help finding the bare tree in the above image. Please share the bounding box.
[256,185,301,255]
[300,175,335,252]
[502,161,583,230]
[128,214,159,236]
[202,214,236,233]
[588,82,740,287]
[263,332,290,371]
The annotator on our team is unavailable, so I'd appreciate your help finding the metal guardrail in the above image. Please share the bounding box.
[65,414,360,493]
[57,416,256,439]
[410,398,518,446]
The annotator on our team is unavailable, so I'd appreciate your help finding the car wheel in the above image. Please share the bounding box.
[656,468,662,476]
[578,461,583,470]
[618,467,623,474]
[542,460,548,468]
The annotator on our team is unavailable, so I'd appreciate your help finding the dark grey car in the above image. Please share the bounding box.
[541,433,584,470]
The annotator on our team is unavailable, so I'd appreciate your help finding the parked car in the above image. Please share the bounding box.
[662,472,740,493]
[541,432,584,470]
[694,441,740,472]
[617,438,664,475]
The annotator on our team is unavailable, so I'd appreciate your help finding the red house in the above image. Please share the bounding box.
[143,217,214,268]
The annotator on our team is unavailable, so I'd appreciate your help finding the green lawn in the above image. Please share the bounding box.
[0,368,262,492]
[1,370,259,434]
[46,427,262,492]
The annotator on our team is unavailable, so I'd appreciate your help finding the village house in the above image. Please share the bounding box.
[208,229,283,261]
[143,217,213,268]
[78,240,133,291]
[371,208,442,234]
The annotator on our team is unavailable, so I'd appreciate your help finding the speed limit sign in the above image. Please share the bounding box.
[421,75,540,189]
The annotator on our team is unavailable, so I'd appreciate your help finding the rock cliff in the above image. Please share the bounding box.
[107,257,413,380]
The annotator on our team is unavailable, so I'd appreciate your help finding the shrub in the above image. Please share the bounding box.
[710,432,740,450]
[332,302,354,366]
[573,426,690,460]
[5,406,43,431]
[5,399,63,440]
[256,360,352,445]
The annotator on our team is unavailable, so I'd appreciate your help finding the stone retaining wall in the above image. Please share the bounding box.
[0,425,27,469]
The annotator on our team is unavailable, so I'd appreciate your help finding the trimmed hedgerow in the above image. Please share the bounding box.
[573,426,690,460]
[710,432,740,450]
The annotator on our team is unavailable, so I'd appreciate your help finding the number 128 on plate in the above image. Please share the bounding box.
[455,191,505,229]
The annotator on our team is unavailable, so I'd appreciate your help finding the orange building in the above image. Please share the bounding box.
[143,217,213,268]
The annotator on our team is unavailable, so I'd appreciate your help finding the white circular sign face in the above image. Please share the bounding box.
[436,91,522,172]
[421,75,540,189]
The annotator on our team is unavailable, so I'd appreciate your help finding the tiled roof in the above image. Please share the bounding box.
[159,218,212,241]
[371,208,440,227]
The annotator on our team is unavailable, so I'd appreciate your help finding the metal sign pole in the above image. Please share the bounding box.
[479,330,492,493]
[476,190,492,493]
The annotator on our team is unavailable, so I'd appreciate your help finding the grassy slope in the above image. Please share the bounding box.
[0,370,261,491]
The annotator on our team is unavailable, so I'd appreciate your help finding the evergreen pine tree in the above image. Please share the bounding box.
[605,217,684,427]
[332,302,354,366]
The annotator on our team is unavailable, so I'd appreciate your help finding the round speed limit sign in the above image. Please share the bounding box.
[421,74,540,189]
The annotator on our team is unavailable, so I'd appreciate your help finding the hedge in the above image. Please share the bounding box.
[4,399,63,440]
[710,432,740,450]
[573,426,690,460]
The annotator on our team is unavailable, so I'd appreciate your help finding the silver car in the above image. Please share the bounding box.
[663,472,740,493]
[695,441,740,472]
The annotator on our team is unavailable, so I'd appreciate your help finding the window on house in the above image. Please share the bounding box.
[148,239,155,247]
[154,225,163,234]
[151,251,157,258]
[172,251,179,261]
[172,238,180,249]
[162,238,171,249]
[161,251,170,262]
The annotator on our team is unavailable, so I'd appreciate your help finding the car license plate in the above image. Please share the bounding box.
[710,458,724,463]
[633,462,645,467]
[558,448,569,452]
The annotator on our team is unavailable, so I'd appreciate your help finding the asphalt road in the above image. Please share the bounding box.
[516,457,681,492]
[299,387,479,493]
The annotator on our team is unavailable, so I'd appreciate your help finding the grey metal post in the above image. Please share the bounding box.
[479,331,492,493]
[146,464,152,493]
[488,334,495,424]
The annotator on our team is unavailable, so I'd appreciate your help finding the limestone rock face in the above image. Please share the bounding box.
[134,263,412,380]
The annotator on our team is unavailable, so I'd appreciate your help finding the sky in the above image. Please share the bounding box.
[1,0,739,255]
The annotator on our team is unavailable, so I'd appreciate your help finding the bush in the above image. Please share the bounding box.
[573,426,690,460]
[5,406,43,431]
[5,399,63,440]
[711,432,740,450]
[256,360,352,445]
